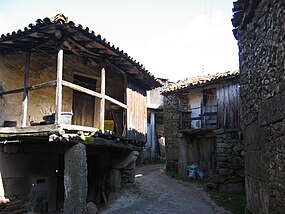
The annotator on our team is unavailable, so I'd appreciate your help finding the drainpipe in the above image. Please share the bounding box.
[151,112,156,161]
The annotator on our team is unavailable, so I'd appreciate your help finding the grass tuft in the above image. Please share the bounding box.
[205,187,246,214]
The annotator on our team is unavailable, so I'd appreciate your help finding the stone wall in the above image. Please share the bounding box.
[215,130,244,192]
[163,95,180,172]
[0,54,73,127]
[237,0,285,212]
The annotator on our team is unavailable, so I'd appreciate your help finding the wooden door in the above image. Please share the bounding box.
[72,75,96,127]
[187,136,216,176]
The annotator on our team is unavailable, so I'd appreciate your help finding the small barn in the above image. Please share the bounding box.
[162,71,244,191]
[0,14,160,213]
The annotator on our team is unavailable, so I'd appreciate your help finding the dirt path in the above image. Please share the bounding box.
[99,164,229,214]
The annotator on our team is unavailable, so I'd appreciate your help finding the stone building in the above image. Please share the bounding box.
[232,0,285,213]
[163,71,244,191]
[0,14,160,213]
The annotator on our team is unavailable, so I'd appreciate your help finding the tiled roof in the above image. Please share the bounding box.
[162,71,239,94]
[0,14,161,89]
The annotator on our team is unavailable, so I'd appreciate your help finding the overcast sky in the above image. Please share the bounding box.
[0,0,239,82]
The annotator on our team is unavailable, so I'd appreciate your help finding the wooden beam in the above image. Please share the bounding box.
[100,68,106,130]
[200,88,204,128]
[60,124,99,132]
[29,81,57,90]
[87,47,107,52]
[63,41,80,56]
[122,74,128,136]
[66,37,100,57]
[105,59,126,75]
[0,124,59,134]
[22,52,30,127]
[55,43,64,125]
[62,80,102,98]
[0,124,99,135]
[0,81,56,96]
[131,73,144,79]
[105,95,127,109]
[62,80,126,109]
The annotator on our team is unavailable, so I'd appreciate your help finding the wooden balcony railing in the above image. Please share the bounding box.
[180,105,218,130]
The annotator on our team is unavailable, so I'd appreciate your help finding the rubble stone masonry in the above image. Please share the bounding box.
[163,96,180,173]
[237,0,285,213]
[215,130,244,192]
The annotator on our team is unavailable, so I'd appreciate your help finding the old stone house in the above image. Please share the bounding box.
[162,71,244,191]
[232,0,285,213]
[0,14,160,213]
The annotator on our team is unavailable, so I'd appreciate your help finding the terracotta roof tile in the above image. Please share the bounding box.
[0,14,161,89]
[162,71,239,94]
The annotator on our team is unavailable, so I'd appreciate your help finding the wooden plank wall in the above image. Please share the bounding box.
[126,86,147,142]
[217,79,240,129]
[187,137,216,175]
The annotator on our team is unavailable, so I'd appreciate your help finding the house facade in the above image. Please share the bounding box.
[163,71,244,191]
[233,0,285,213]
[0,14,160,213]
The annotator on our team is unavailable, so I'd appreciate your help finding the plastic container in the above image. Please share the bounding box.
[61,112,73,124]
[104,120,114,131]
[43,112,73,124]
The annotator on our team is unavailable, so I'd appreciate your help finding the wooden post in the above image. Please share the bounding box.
[200,88,204,128]
[22,52,30,127]
[55,43,64,125]
[178,98,182,129]
[150,112,156,161]
[99,68,106,130]
[122,74,127,136]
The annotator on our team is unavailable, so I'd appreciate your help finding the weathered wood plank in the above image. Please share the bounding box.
[55,44,63,124]
[62,80,127,109]
[66,37,100,57]
[0,81,56,96]
[105,95,127,109]
[22,52,30,127]
[0,124,58,134]
[126,87,147,142]
[217,81,226,128]
[100,68,106,130]
[60,124,99,132]
[0,124,99,134]
[62,80,102,98]
[224,81,230,128]
[200,88,204,127]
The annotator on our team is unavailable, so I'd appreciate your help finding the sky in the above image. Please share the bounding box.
[0,0,239,82]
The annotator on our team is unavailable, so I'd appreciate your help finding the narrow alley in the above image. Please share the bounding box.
[100,164,229,214]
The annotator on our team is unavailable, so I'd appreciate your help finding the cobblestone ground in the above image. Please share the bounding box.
[99,164,229,214]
